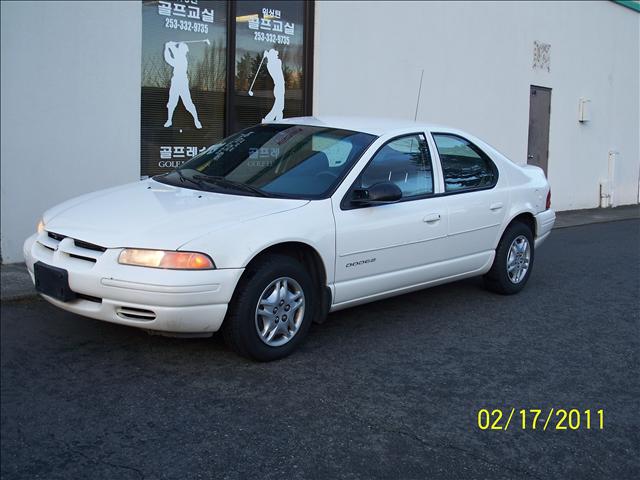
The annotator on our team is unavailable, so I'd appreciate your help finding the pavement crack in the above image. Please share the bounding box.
[323,399,545,480]
[64,442,145,479]
[393,426,545,480]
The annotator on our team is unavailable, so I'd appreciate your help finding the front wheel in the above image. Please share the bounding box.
[222,255,315,361]
[484,221,535,295]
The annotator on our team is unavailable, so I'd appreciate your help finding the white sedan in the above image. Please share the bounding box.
[24,117,555,360]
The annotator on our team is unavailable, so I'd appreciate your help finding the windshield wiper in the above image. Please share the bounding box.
[192,174,272,197]
[176,169,206,189]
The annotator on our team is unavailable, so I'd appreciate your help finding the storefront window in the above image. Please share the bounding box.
[141,0,228,177]
[232,1,306,131]
[140,1,312,178]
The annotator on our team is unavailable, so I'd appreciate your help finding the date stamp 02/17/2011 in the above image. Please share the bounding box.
[477,408,604,431]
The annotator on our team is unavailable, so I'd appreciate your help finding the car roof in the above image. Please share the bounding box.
[271,116,458,136]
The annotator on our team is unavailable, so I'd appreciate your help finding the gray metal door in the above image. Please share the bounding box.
[527,85,551,175]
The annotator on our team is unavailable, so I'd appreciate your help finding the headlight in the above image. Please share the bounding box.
[37,219,45,234]
[118,249,215,270]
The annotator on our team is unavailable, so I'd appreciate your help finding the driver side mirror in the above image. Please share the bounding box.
[351,181,403,206]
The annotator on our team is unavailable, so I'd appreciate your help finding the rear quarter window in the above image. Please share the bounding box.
[432,134,497,192]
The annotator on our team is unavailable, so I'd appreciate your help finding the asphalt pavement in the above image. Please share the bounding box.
[1,219,639,479]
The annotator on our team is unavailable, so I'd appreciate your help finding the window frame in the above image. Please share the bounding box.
[340,132,436,210]
[430,132,499,195]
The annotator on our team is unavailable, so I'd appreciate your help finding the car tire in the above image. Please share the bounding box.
[484,221,535,295]
[222,254,315,361]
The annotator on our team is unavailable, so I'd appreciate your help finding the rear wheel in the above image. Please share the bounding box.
[223,254,315,361]
[484,221,534,295]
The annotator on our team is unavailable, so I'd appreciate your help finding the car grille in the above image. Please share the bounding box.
[36,231,107,264]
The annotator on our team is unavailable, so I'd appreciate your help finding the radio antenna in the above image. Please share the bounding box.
[414,69,424,121]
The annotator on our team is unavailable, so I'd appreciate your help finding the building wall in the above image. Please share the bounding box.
[313,0,640,211]
[1,1,141,263]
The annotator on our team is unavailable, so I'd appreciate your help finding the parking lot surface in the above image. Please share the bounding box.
[1,219,639,479]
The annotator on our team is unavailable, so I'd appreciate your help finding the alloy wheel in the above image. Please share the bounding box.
[255,277,306,347]
[506,235,531,284]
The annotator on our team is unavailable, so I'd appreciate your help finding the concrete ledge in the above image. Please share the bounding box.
[1,263,34,302]
[2,205,638,303]
[554,204,639,229]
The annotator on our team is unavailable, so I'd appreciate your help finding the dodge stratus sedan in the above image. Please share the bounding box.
[24,117,555,360]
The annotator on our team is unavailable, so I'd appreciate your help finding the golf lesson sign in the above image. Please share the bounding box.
[141,0,227,177]
[141,0,310,178]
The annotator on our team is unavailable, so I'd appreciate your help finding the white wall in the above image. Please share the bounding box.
[313,0,640,211]
[1,1,141,263]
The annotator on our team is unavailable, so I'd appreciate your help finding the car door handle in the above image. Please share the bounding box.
[423,213,441,223]
[490,202,504,211]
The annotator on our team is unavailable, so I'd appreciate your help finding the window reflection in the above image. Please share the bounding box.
[361,135,434,198]
[433,134,496,192]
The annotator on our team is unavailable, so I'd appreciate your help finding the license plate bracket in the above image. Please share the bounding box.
[34,262,76,302]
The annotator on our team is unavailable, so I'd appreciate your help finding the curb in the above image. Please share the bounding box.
[1,292,37,303]
[553,215,640,230]
[553,204,639,229]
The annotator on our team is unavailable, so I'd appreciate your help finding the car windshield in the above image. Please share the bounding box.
[155,124,376,199]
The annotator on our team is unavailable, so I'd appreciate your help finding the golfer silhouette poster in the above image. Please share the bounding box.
[262,49,285,122]
[247,49,285,123]
[234,3,306,132]
[164,41,205,129]
[140,0,225,178]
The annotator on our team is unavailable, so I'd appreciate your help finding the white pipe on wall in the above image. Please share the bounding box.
[608,151,618,208]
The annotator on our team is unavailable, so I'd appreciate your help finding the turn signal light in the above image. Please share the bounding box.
[118,249,214,269]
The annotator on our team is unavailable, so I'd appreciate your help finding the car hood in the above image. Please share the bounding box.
[43,179,309,250]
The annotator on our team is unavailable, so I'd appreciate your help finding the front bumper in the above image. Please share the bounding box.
[534,208,556,248]
[23,233,244,334]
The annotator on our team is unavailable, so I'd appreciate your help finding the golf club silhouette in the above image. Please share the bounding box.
[248,53,266,97]
[182,39,211,45]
